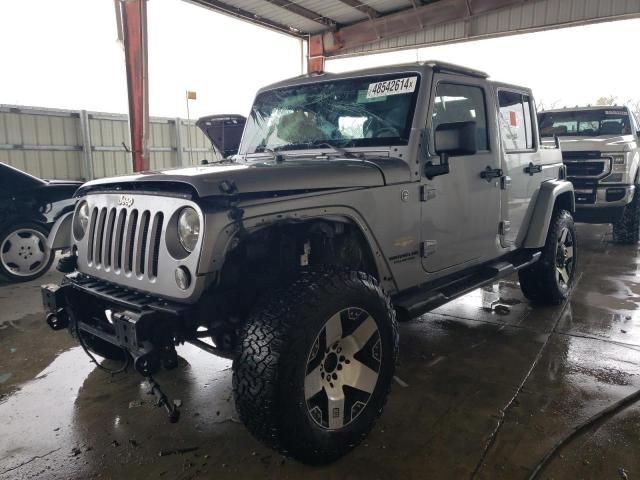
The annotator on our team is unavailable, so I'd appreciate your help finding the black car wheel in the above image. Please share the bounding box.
[519,209,577,305]
[0,223,54,282]
[612,185,640,244]
[233,269,398,464]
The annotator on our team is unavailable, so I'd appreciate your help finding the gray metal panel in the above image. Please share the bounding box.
[1,104,220,181]
[297,0,366,23]
[336,0,640,56]
[365,0,411,14]
[230,0,329,33]
[0,108,83,180]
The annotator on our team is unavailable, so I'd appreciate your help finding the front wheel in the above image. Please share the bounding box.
[0,223,54,282]
[613,186,640,244]
[519,209,577,305]
[232,269,399,464]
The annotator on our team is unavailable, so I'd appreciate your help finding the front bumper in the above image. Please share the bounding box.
[574,185,635,208]
[42,272,190,375]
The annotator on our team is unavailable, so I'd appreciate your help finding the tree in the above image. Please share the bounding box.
[595,96,617,106]
[625,99,640,120]
[537,98,560,111]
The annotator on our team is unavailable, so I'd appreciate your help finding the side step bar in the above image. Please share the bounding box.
[393,250,541,319]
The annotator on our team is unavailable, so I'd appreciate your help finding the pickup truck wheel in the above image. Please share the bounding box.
[232,269,398,464]
[518,209,576,305]
[0,223,54,282]
[612,187,640,244]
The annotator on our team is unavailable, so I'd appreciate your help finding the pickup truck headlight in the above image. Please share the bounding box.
[73,201,90,239]
[610,154,626,165]
[177,207,200,253]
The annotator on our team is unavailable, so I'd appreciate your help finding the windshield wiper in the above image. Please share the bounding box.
[256,146,286,162]
[311,142,358,159]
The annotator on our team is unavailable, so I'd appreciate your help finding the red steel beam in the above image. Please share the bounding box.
[310,0,524,57]
[121,0,150,172]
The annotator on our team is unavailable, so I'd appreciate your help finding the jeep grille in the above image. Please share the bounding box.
[74,193,204,301]
[87,206,164,279]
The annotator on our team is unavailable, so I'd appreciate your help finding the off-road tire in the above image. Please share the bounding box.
[612,186,640,244]
[519,209,577,305]
[232,269,399,465]
[0,222,54,282]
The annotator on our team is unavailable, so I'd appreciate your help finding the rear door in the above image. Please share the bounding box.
[496,89,557,247]
[420,75,502,274]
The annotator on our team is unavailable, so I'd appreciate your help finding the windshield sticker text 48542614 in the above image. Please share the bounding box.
[367,76,417,99]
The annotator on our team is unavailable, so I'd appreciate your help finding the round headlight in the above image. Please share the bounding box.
[177,207,200,252]
[73,201,90,239]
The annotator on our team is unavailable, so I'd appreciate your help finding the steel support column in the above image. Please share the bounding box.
[120,0,150,172]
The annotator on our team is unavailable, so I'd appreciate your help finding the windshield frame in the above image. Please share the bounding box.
[238,72,423,157]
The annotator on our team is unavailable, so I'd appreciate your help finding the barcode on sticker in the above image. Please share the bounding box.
[605,110,627,115]
[367,76,417,99]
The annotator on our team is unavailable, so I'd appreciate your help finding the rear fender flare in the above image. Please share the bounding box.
[522,180,575,249]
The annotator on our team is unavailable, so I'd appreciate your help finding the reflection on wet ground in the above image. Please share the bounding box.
[1,224,639,479]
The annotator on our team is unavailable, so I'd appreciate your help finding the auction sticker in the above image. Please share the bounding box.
[367,76,417,99]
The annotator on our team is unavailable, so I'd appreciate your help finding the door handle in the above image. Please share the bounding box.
[480,166,503,181]
[524,162,543,175]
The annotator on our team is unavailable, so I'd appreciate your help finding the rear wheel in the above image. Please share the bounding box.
[0,223,54,282]
[613,186,640,244]
[233,269,398,464]
[519,209,577,305]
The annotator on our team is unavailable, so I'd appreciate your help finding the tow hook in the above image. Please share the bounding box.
[146,376,181,423]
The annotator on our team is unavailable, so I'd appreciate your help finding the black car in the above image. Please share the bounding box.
[0,163,81,281]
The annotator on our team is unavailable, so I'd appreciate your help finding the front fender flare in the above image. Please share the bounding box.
[522,179,575,249]
[204,205,397,293]
[46,211,73,250]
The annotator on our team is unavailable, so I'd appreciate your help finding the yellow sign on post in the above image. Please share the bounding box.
[186,91,197,100]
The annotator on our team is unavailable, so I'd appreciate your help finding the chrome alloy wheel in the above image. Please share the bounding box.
[0,227,50,278]
[304,307,382,430]
[556,226,575,287]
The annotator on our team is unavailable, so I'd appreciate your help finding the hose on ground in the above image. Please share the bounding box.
[528,387,640,479]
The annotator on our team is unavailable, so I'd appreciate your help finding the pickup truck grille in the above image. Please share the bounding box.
[87,206,163,279]
[562,151,611,180]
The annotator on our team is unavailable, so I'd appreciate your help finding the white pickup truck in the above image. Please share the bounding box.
[538,106,640,243]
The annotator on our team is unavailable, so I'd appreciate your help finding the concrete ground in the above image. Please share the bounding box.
[1,223,639,480]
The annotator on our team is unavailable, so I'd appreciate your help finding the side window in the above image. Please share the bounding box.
[498,90,535,151]
[432,83,488,152]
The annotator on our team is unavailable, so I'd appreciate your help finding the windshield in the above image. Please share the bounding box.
[538,109,632,137]
[238,73,421,155]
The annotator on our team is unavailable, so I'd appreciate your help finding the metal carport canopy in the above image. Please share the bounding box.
[119,0,640,172]
[187,0,640,68]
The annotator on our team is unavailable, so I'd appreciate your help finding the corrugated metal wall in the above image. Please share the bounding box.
[337,0,640,56]
[0,105,221,181]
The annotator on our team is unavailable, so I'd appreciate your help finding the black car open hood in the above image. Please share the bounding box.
[77,157,410,198]
[196,115,246,158]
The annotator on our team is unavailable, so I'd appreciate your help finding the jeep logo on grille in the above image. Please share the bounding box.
[118,195,134,207]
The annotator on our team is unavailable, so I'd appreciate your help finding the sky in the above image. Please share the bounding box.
[0,0,639,119]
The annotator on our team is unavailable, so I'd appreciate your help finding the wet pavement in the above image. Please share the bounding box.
[1,224,639,479]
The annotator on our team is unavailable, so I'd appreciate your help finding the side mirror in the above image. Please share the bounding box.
[434,121,477,156]
[425,121,477,179]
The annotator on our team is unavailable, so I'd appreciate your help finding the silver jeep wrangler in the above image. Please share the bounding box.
[42,61,576,464]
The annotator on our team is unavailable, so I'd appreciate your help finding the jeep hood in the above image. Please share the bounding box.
[78,157,410,198]
[542,134,637,153]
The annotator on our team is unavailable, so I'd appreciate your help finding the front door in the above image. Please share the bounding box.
[420,76,502,274]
